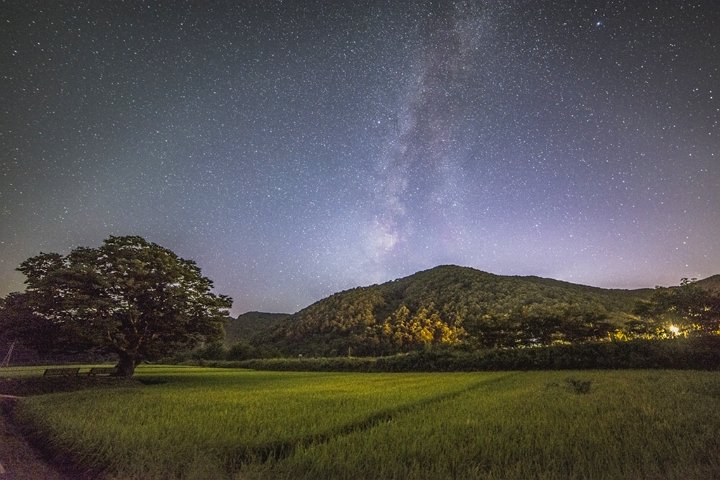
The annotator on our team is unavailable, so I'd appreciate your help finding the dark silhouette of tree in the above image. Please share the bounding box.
[3,236,232,376]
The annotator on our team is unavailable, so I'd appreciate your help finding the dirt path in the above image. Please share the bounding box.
[0,396,80,480]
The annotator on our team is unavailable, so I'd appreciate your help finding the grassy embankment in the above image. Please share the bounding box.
[5,366,720,479]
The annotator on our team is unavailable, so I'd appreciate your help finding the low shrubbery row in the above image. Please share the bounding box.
[185,337,720,372]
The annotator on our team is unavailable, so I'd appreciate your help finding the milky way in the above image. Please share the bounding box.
[1,1,719,314]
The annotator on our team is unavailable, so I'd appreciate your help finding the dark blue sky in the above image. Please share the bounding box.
[1,1,719,315]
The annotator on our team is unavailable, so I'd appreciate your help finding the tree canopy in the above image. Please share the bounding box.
[634,278,720,336]
[2,236,232,375]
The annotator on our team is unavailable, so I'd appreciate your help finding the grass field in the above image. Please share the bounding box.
[6,366,720,479]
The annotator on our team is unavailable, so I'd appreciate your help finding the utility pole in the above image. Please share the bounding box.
[0,340,16,368]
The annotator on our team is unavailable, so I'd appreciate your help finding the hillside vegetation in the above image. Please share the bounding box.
[696,274,720,293]
[262,265,655,356]
[224,312,290,344]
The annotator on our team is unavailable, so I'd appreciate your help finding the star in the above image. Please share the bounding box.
[0,1,718,314]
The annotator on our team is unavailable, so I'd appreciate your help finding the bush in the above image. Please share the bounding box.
[192,342,227,360]
[183,337,720,372]
[226,341,256,361]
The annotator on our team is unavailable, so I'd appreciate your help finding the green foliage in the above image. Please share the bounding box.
[694,274,720,293]
[264,265,653,356]
[224,312,290,345]
[186,340,280,362]
[371,304,466,352]
[633,278,720,337]
[222,336,720,372]
[226,341,256,360]
[192,341,227,360]
[2,236,232,376]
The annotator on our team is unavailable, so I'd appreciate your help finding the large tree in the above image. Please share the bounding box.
[4,235,232,376]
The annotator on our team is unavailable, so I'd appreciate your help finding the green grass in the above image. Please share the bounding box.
[11,367,720,479]
[0,365,80,378]
[0,364,119,378]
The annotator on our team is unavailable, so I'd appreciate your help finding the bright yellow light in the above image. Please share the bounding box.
[669,325,680,335]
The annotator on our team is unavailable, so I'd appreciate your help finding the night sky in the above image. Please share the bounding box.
[1,1,719,315]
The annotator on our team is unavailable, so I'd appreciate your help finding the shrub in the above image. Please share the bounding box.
[177,337,720,372]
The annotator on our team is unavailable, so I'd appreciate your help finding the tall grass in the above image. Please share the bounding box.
[12,367,720,479]
[15,367,498,478]
[241,370,720,480]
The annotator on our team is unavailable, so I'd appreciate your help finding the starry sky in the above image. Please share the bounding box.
[1,0,719,315]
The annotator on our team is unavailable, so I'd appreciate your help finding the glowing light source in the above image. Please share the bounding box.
[668,325,680,335]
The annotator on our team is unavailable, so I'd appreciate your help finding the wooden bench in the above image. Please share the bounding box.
[43,367,80,376]
[88,366,118,376]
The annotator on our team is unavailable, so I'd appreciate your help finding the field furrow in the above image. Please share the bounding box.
[5,367,719,480]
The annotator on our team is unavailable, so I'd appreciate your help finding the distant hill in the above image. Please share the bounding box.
[224,312,290,345]
[696,274,720,293]
[262,265,655,356]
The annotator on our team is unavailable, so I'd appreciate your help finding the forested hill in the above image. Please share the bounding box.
[263,265,656,356]
[696,274,720,293]
[224,312,290,344]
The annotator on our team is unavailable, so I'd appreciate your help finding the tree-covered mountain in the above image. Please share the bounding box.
[261,265,657,356]
[224,312,290,345]
[696,274,720,293]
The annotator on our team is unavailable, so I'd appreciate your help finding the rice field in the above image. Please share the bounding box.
[9,366,720,479]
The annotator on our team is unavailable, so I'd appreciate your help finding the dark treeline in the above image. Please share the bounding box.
[3,264,718,367]
[188,337,720,372]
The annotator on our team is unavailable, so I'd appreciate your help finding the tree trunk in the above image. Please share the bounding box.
[115,352,139,377]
